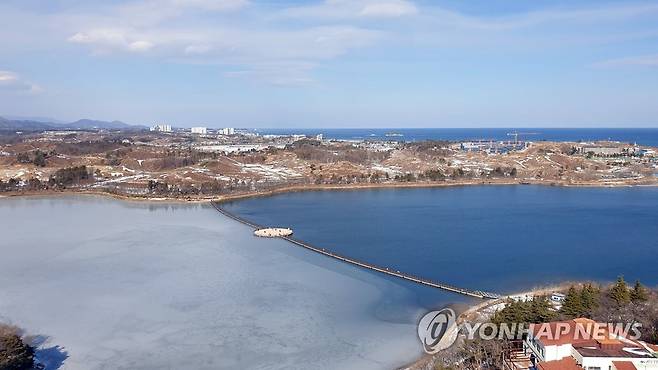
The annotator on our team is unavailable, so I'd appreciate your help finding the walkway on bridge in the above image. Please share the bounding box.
[211,202,501,300]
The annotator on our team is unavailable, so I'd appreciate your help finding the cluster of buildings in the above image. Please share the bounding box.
[218,127,235,135]
[450,140,528,154]
[149,124,236,136]
[573,144,642,157]
[186,126,235,135]
[149,124,172,133]
[354,141,399,152]
[506,318,658,370]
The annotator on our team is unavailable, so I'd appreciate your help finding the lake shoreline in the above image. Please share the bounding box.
[2,177,657,205]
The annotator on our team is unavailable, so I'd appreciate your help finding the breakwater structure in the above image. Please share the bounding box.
[254,227,293,237]
[211,202,501,300]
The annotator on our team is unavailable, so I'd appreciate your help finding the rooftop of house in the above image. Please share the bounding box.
[574,343,653,359]
[537,357,581,370]
[612,361,638,370]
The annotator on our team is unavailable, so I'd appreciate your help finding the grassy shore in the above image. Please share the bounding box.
[2,176,656,205]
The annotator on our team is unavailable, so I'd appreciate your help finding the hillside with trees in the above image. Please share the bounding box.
[0,324,33,370]
[491,277,657,343]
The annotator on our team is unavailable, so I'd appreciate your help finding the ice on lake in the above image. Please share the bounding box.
[0,196,431,369]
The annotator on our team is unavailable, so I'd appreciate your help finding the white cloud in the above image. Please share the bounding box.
[0,70,42,94]
[69,29,155,53]
[68,24,379,58]
[128,40,155,52]
[360,1,418,17]
[281,0,418,20]
[101,0,249,31]
[63,0,381,85]
[184,44,213,55]
[0,71,18,83]
[225,61,316,86]
[519,3,658,27]
[594,54,658,68]
[4,0,658,87]
[171,0,249,12]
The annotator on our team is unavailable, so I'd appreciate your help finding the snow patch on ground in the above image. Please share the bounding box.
[241,163,302,180]
[371,164,401,176]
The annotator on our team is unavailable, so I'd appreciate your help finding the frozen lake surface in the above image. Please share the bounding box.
[0,196,445,370]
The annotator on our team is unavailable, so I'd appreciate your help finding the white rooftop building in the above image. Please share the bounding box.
[191,127,207,134]
[150,124,172,133]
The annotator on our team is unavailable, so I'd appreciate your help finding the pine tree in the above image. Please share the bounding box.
[493,299,523,324]
[530,296,557,323]
[560,286,584,318]
[0,332,34,370]
[609,276,631,306]
[32,150,46,167]
[630,280,648,303]
[493,299,538,325]
[580,283,600,316]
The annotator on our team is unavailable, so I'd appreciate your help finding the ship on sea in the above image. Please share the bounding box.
[385,132,404,137]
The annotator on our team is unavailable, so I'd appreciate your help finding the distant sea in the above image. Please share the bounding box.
[255,128,658,147]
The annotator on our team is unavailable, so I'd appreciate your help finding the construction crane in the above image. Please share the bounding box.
[506,131,538,145]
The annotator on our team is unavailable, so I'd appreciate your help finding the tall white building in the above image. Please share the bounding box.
[219,128,235,135]
[191,127,207,134]
[150,124,172,133]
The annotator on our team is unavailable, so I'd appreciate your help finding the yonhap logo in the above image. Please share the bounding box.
[417,307,645,355]
[417,308,458,354]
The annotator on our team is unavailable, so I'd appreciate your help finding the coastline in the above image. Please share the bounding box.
[1,177,657,205]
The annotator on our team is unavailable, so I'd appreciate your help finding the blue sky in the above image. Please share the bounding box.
[1,0,658,128]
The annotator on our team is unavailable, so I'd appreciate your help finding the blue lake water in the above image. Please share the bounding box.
[223,186,658,297]
[255,128,658,147]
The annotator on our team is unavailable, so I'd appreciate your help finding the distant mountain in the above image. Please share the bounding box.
[0,116,146,131]
[68,119,136,130]
[3,115,66,124]
[0,117,54,131]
